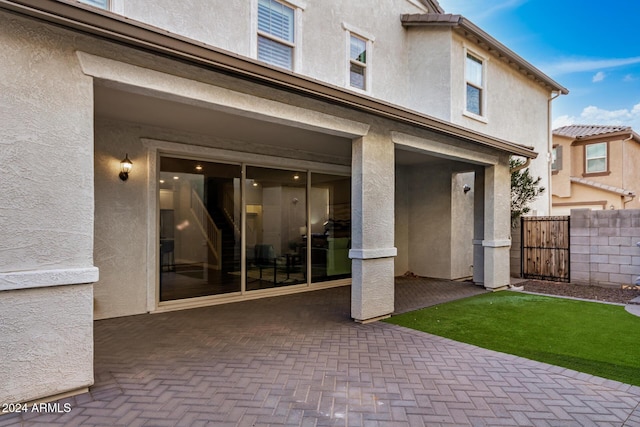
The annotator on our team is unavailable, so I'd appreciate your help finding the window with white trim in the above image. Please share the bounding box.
[465,53,484,116]
[585,142,607,174]
[551,145,562,172]
[349,35,367,90]
[78,0,109,9]
[257,0,295,70]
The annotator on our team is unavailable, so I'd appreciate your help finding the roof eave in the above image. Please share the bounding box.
[574,130,635,142]
[401,14,569,95]
[0,0,537,159]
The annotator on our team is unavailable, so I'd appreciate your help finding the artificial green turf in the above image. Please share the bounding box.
[385,292,640,386]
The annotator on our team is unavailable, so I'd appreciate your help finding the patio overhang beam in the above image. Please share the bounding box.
[1,0,537,159]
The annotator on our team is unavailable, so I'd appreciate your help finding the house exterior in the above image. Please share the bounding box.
[551,125,640,214]
[0,0,566,403]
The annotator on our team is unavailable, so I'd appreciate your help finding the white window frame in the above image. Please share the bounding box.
[342,22,375,93]
[77,0,110,9]
[463,48,487,122]
[251,0,305,71]
[585,142,608,174]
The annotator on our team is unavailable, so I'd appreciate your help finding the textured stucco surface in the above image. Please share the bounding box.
[0,14,97,404]
[482,161,512,289]
[93,120,149,320]
[0,284,94,403]
[0,14,95,273]
[350,131,396,320]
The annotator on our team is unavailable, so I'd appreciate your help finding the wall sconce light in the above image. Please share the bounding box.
[463,184,471,194]
[119,154,133,181]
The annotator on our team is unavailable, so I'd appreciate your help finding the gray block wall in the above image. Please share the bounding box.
[570,209,640,287]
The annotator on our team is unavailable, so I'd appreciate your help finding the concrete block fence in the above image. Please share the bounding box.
[570,209,640,287]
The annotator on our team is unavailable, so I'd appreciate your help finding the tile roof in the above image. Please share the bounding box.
[553,124,631,138]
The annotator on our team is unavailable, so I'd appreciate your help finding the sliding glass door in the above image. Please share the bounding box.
[310,173,352,282]
[159,157,351,302]
[245,166,307,290]
[159,157,242,301]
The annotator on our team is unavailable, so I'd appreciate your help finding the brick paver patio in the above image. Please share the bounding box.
[2,278,640,426]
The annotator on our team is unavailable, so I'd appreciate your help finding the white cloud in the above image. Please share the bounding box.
[552,115,576,129]
[553,102,640,130]
[592,71,606,82]
[624,74,636,82]
[541,56,640,76]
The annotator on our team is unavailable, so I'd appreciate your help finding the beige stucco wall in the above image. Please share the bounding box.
[450,33,552,217]
[93,120,149,320]
[394,162,475,280]
[0,285,94,403]
[406,26,453,119]
[0,14,95,272]
[551,135,573,198]
[0,13,97,403]
[115,0,427,106]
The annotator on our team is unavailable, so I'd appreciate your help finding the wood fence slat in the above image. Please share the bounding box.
[521,216,570,282]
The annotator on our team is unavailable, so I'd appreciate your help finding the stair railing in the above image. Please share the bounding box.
[190,189,222,270]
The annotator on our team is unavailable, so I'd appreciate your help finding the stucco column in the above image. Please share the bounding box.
[349,132,396,322]
[482,160,512,290]
[473,167,485,285]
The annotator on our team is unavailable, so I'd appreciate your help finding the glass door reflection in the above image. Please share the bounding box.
[245,166,307,290]
[159,158,242,301]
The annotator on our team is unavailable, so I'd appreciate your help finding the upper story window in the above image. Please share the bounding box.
[585,142,608,174]
[257,0,295,70]
[342,23,374,92]
[78,0,109,9]
[349,35,367,90]
[465,53,485,117]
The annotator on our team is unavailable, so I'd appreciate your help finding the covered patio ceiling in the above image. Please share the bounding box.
[94,83,455,167]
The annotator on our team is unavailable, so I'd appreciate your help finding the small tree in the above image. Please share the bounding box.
[510,157,545,227]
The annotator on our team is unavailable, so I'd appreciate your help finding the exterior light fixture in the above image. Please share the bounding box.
[119,154,133,181]
[293,174,300,180]
[195,164,203,171]
[463,184,471,194]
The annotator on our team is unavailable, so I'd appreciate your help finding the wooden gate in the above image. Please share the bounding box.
[521,216,570,282]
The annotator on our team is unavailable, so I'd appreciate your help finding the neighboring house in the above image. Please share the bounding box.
[551,125,639,214]
[0,0,566,403]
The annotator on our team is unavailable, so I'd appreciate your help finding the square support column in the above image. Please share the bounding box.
[482,161,512,290]
[349,132,396,322]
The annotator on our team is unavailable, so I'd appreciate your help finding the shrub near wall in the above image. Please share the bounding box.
[570,209,640,287]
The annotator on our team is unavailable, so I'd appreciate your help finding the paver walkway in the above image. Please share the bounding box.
[2,278,640,426]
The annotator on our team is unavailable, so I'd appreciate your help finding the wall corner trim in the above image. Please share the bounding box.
[482,240,511,248]
[0,267,99,292]
[349,247,398,259]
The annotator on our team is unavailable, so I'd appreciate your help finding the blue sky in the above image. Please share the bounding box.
[437,0,640,130]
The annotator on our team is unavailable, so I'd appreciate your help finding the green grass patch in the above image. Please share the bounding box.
[385,292,640,386]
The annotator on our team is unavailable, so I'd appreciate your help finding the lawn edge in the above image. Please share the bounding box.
[378,321,640,397]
